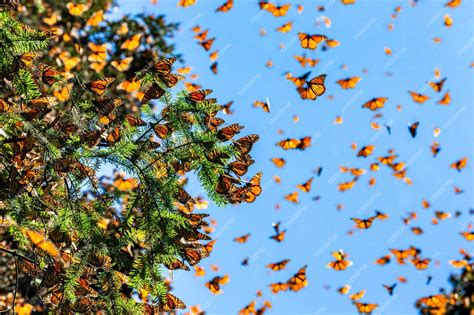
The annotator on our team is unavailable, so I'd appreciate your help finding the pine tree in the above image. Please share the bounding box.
[0,3,260,313]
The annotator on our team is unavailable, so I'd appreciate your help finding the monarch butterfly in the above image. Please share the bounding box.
[294,55,319,67]
[411,226,424,235]
[178,0,196,7]
[270,221,286,242]
[296,177,313,193]
[374,210,389,220]
[106,127,121,144]
[268,282,289,294]
[266,259,290,271]
[234,233,251,243]
[375,255,391,265]
[141,84,165,104]
[209,50,219,61]
[349,290,366,301]
[351,216,376,229]
[253,100,271,112]
[284,191,299,204]
[154,57,177,76]
[215,174,239,195]
[336,77,361,89]
[270,157,285,168]
[156,293,186,311]
[260,2,291,17]
[450,157,467,171]
[203,240,216,254]
[276,138,300,150]
[162,73,185,88]
[298,33,328,50]
[125,115,146,127]
[121,34,142,51]
[117,77,141,93]
[362,97,387,111]
[325,38,340,47]
[23,229,60,257]
[39,64,62,85]
[58,51,80,71]
[410,257,431,270]
[184,82,202,92]
[199,38,215,51]
[217,123,244,142]
[215,0,233,12]
[86,9,104,27]
[353,302,378,314]
[286,71,311,87]
[407,121,419,138]
[111,57,133,72]
[409,91,429,104]
[210,62,218,75]
[357,145,375,158]
[184,247,210,266]
[165,259,190,271]
[276,21,293,33]
[341,0,356,4]
[298,74,327,100]
[445,0,461,8]
[86,77,114,96]
[244,172,262,203]
[233,134,259,155]
[113,176,138,191]
[327,250,352,270]
[188,89,213,102]
[338,179,356,192]
[205,275,230,295]
[113,175,138,192]
[88,43,107,62]
[429,77,447,92]
[66,2,89,16]
[287,265,308,291]
[437,91,451,105]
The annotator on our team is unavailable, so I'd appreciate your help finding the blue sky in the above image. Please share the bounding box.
[117,1,473,314]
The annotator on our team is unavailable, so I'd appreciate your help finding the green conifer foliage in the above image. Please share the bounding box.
[0,4,260,313]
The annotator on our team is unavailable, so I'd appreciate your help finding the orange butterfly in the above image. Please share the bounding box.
[297,74,327,100]
[23,229,60,257]
[270,157,285,168]
[336,77,361,89]
[276,21,293,33]
[298,33,327,50]
[178,0,197,7]
[121,34,142,51]
[327,250,352,271]
[111,57,133,72]
[215,0,233,12]
[362,97,387,111]
[253,100,270,112]
[287,265,308,291]
[234,233,251,243]
[450,157,467,171]
[260,2,291,17]
[66,2,89,16]
[429,77,447,92]
[294,55,319,67]
[351,216,376,229]
[205,275,230,295]
[86,77,114,96]
[357,145,375,158]
[408,91,429,104]
[199,38,215,51]
[437,91,451,105]
[266,259,290,271]
[88,43,107,63]
[270,221,286,242]
[284,191,299,204]
[296,177,313,193]
[353,302,378,314]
